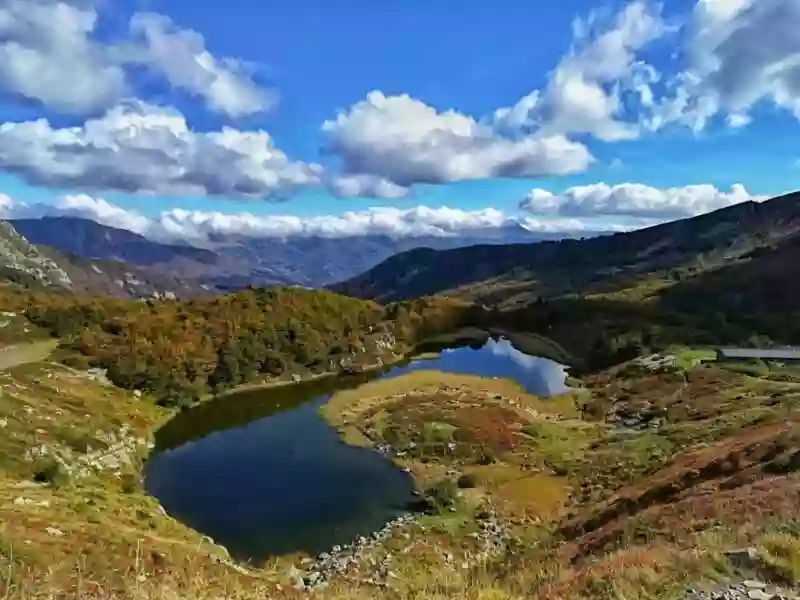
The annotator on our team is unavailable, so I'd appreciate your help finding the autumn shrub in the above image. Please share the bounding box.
[32,457,70,488]
[425,478,460,511]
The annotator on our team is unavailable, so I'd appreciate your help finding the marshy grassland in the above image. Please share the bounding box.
[0,324,798,600]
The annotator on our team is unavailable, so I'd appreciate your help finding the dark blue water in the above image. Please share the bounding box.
[144,338,568,563]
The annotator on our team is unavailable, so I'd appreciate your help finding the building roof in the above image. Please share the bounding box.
[717,347,800,360]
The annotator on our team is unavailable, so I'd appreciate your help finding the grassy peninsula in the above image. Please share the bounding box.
[319,358,800,600]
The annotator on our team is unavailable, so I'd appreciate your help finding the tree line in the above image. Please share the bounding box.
[1,285,477,406]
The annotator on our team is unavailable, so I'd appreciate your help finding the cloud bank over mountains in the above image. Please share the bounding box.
[0,0,797,204]
[0,183,765,245]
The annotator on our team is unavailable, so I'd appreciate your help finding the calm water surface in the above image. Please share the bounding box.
[144,338,568,562]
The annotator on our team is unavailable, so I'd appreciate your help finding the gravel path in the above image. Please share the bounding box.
[0,340,58,371]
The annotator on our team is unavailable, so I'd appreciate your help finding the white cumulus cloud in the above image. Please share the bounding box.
[495,1,668,142]
[519,182,767,219]
[321,91,593,194]
[127,13,275,118]
[0,0,273,117]
[650,0,800,131]
[0,192,631,243]
[0,101,322,198]
[319,2,673,195]
[151,205,519,242]
[327,173,410,199]
[0,0,126,113]
[0,192,150,233]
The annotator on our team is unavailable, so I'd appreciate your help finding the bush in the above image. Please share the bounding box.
[424,478,459,511]
[32,457,70,488]
[60,352,93,370]
[120,472,140,494]
[475,447,496,465]
[456,473,477,489]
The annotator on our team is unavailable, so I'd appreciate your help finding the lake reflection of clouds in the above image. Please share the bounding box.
[485,338,570,396]
[424,337,570,397]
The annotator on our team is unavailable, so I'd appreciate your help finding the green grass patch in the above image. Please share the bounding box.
[519,421,599,475]
[423,421,458,443]
[757,530,800,585]
[671,347,717,369]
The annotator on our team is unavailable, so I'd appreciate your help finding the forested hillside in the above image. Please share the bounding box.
[0,285,478,406]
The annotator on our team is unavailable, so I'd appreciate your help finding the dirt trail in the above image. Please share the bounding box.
[0,340,58,371]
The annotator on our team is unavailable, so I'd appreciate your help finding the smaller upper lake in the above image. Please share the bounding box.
[144,338,569,563]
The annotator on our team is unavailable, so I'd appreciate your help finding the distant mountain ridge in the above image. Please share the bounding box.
[8,216,611,291]
[11,217,218,267]
[331,191,800,305]
[0,220,212,299]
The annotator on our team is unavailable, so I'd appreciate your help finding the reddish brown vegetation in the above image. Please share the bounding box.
[559,418,800,561]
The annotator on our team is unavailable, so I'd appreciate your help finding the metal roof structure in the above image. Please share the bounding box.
[716,347,800,360]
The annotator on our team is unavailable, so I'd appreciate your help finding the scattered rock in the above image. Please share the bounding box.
[744,581,768,590]
[286,513,416,591]
[725,548,762,571]
[45,527,64,537]
[683,580,798,600]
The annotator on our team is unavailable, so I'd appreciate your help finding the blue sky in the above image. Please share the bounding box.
[0,0,797,241]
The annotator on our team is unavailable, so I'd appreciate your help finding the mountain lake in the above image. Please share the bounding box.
[144,337,570,562]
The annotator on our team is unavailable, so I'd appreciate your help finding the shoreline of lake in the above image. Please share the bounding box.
[197,327,556,409]
[145,336,572,563]
[196,328,571,405]
[198,350,410,403]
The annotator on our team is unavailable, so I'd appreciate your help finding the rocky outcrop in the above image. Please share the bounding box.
[0,221,72,287]
[23,425,153,479]
[287,506,512,593]
[684,579,799,600]
[290,514,415,592]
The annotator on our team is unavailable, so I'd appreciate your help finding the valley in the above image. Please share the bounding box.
[0,190,798,600]
[0,317,797,600]
[9,217,595,296]
[2,0,799,597]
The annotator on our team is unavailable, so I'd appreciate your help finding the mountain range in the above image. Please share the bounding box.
[3,191,799,306]
[332,191,800,306]
[6,217,606,296]
[0,220,219,299]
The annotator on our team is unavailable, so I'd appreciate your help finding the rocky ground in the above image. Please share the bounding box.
[0,222,72,288]
[685,578,799,600]
[287,506,514,593]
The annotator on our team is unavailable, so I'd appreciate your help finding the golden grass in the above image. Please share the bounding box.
[0,361,269,598]
[322,370,580,430]
[484,471,569,520]
[758,531,800,585]
[0,361,164,478]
